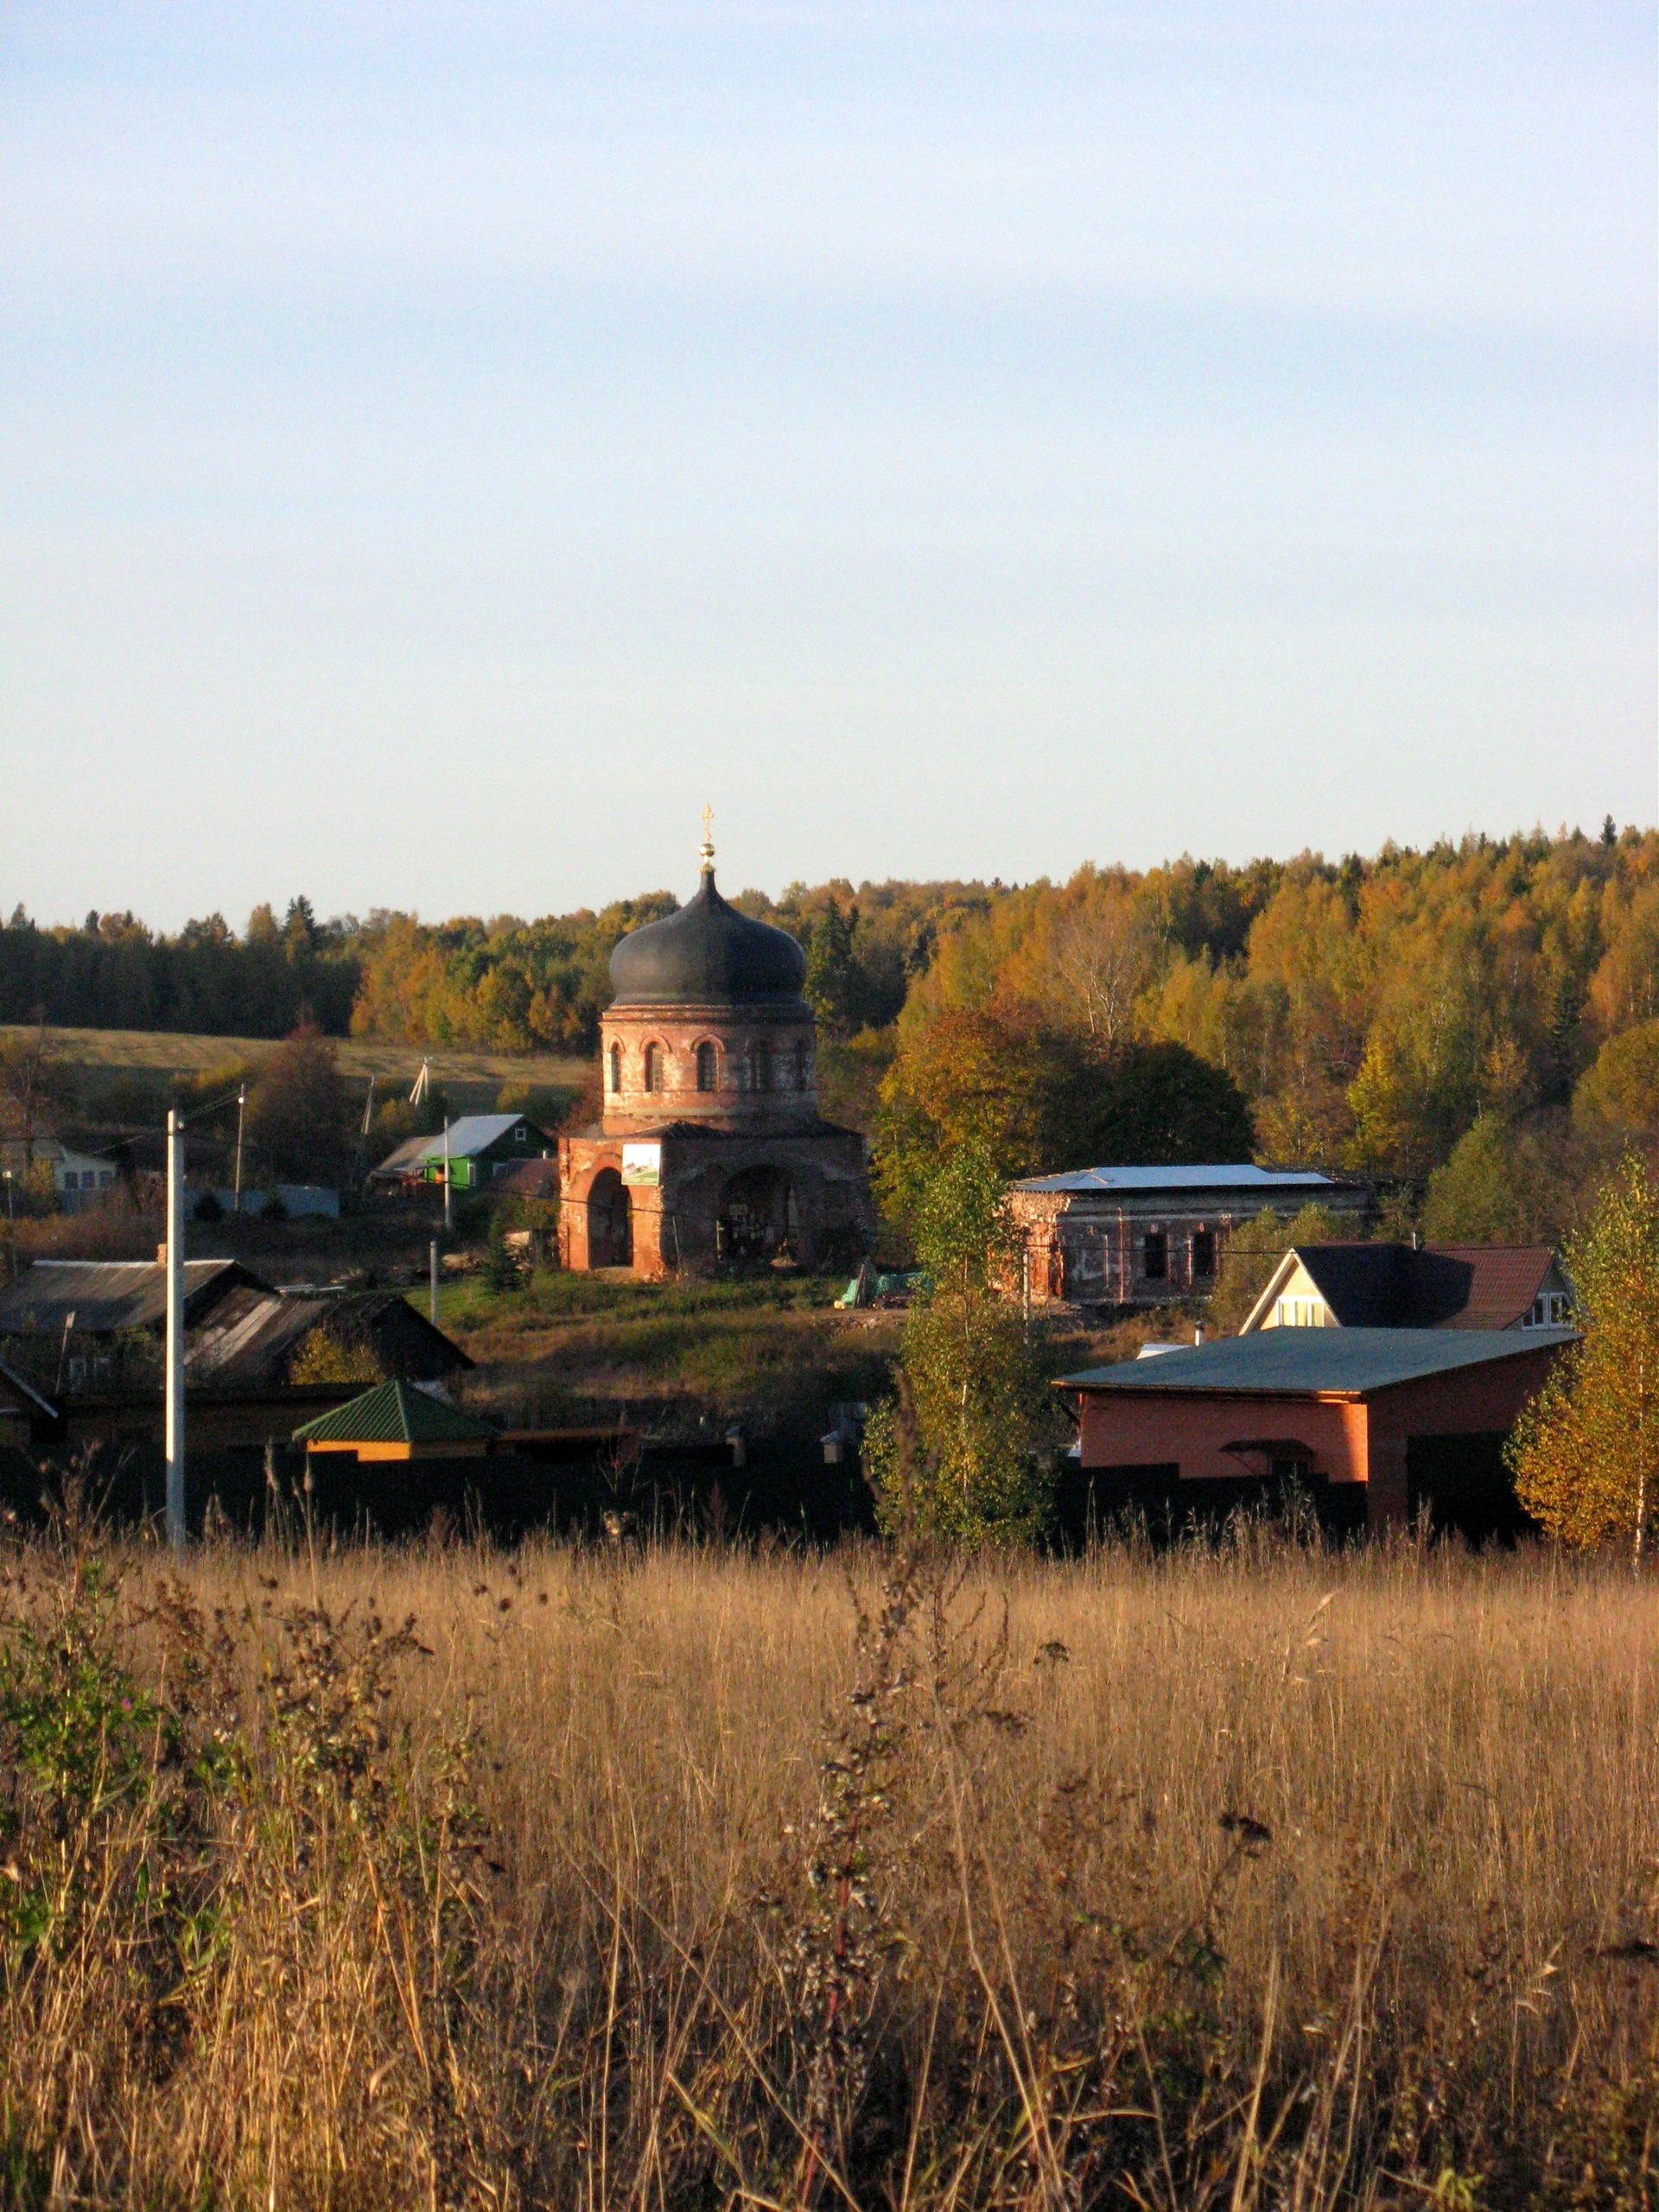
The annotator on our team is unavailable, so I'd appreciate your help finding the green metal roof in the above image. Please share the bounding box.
[1058,1326,1577,1399]
[291,1379,497,1446]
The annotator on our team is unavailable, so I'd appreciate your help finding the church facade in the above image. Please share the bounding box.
[558,833,875,1279]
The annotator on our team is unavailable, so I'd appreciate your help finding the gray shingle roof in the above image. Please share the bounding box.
[0,1259,264,1336]
[1059,1326,1578,1398]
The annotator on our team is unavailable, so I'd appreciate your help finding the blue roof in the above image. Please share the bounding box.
[1014,1164,1347,1196]
[1058,1326,1577,1397]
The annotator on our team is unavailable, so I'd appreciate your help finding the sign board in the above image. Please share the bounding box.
[621,1141,661,1189]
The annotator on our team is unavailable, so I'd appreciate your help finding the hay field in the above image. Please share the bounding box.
[1,1523,1655,2208]
[5,1021,588,1105]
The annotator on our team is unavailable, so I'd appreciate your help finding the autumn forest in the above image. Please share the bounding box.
[4,822,1657,1231]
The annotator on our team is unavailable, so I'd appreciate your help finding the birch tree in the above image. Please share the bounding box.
[1507,1152,1659,1560]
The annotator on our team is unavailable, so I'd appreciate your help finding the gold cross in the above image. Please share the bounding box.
[700,804,715,869]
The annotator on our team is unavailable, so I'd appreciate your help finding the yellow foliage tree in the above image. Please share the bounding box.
[1506,1152,1659,1559]
[288,1328,385,1389]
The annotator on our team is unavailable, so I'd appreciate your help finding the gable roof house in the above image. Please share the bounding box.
[1008,1165,1370,1310]
[185,1287,472,1391]
[1,1136,120,1213]
[0,1257,274,1401]
[369,1114,553,1194]
[1242,1244,1573,1334]
[1058,1325,1576,1538]
[0,1257,268,1339]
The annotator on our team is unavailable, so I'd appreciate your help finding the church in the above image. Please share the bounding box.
[557,823,876,1279]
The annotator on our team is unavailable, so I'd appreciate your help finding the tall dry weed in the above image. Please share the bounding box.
[0,1503,1655,2208]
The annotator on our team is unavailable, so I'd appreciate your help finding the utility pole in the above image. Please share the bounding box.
[442,1116,452,1236]
[165,1109,186,1551]
[429,1239,440,1328]
[232,1085,246,1213]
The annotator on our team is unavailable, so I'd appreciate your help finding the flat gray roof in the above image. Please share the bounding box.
[1059,1325,1577,1398]
[1015,1164,1351,1196]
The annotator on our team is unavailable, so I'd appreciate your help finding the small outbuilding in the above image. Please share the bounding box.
[1058,1326,1576,1536]
[292,1380,497,1463]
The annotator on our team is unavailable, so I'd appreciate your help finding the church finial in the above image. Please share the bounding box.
[699,804,715,876]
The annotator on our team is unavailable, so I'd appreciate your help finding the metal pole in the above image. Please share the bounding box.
[232,1085,245,1213]
[165,1109,186,1551]
[429,1239,439,1328]
[442,1117,452,1235]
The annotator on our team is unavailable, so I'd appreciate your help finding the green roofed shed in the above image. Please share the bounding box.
[293,1380,496,1461]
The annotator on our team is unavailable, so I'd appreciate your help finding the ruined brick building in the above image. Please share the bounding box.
[558,828,875,1278]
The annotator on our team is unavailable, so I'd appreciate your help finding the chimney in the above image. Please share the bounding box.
[1194,1322,1205,1346]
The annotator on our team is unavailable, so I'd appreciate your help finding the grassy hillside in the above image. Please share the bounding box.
[7,1022,589,1116]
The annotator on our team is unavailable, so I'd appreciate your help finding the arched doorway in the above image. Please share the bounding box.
[587,1168,633,1268]
[717,1165,794,1268]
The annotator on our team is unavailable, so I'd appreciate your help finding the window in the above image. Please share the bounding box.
[514,1123,527,1144]
[793,1039,810,1090]
[751,1040,772,1093]
[696,1041,718,1093]
[1141,1229,1167,1281]
[644,1044,663,1093]
[1192,1229,1216,1279]
[608,1044,621,1092]
[1529,1292,1570,1328]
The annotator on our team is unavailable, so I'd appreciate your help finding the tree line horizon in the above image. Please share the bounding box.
[3,820,1657,1213]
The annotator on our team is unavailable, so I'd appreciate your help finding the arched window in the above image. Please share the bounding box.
[608,1043,621,1093]
[644,1043,663,1093]
[696,1041,718,1093]
[792,1039,810,1091]
[751,1040,772,1093]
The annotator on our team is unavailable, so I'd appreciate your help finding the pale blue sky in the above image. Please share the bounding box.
[2,3,1653,929]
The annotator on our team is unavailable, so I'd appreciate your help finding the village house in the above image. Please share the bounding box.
[1241,1243,1573,1333]
[1058,1325,1576,1538]
[0,1255,267,1392]
[0,1135,118,1213]
[1009,1163,1369,1310]
[369,1112,553,1195]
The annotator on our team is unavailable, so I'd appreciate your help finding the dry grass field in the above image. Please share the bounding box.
[4,1022,589,1117]
[1,1513,1655,2209]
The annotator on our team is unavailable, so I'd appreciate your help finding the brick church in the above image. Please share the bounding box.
[558,825,876,1279]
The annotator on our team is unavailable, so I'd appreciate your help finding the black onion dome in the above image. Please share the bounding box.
[608,870,808,1007]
